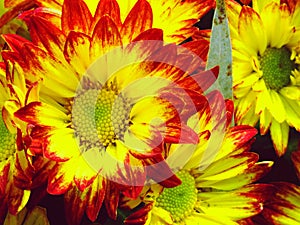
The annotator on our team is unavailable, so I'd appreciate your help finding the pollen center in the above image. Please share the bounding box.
[71,81,131,150]
[95,89,131,146]
[156,170,197,222]
[0,116,16,162]
[260,47,295,91]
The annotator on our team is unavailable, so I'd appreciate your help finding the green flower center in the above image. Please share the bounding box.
[0,116,16,162]
[156,170,197,222]
[72,80,131,150]
[260,47,295,91]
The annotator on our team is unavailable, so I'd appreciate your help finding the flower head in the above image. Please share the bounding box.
[122,93,273,225]
[0,58,38,224]
[226,0,300,156]
[4,0,219,223]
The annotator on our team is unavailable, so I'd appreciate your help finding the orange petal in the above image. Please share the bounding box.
[105,181,120,220]
[85,177,106,221]
[0,162,10,195]
[2,34,33,53]
[263,182,300,224]
[132,28,163,41]
[64,31,91,75]
[73,154,98,191]
[124,203,153,225]
[8,187,30,215]
[47,161,74,195]
[93,0,122,29]
[292,150,300,180]
[175,66,219,94]
[62,0,92,35]
[13,151,34,189]
[0,0,35,28]
[181,39,210,63]
[20,10,65,54]
[144,154,181,188]
[91,15,122,58]
[43,128,80,162]
[64,185,89,225]
[120,0,153,43]
[14,102,69,127]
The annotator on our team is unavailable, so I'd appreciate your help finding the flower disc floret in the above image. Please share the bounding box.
[95,89,131,146]
[0,117,16,162]
[260,47,295,91]
[71,81,131,150]
[156,170,197,222]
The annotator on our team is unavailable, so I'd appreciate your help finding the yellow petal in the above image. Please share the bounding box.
[280,86,300,100]
[267,90,286,123]
[270,120,289,156]
[238,6,267,55]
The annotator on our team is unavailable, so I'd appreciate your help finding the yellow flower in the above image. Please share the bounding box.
[4,0,218,224]
[226,0,300,156]
[122,93,273,225]
[262,182,300,224]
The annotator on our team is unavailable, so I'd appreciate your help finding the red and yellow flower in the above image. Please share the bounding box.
[2,0,218,224]
[226,0,300,156]
[0,57,40,223]
[122,93,273,225]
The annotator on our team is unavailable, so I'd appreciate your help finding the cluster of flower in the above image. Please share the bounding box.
[0,0,299,224]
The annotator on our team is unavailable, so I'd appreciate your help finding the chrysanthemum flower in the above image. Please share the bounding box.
[0,59,39,223]
[122,93,273,225]
[226,0,300,156]
[3,0,218,223]
[262,182,300,224]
